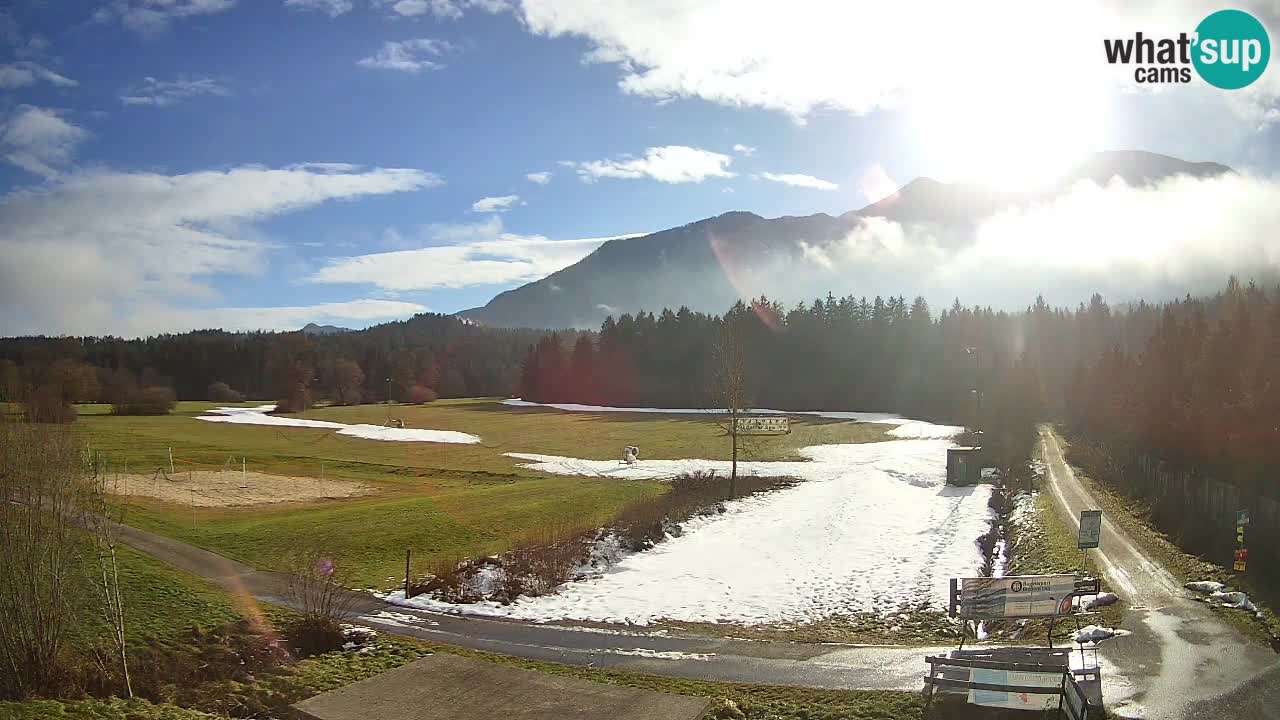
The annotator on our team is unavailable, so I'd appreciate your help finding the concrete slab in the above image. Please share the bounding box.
[292,654,711,720]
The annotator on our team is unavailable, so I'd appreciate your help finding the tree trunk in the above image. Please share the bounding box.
[730,409,738,498]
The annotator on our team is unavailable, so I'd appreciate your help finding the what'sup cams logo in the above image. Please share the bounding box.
[1104,9,1270,89]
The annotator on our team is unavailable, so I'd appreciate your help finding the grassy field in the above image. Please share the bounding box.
[69,398,889,588]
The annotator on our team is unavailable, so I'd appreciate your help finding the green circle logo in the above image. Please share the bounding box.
[1193,9,1270,89]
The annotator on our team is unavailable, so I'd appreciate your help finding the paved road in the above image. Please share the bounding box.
[1037,425,1279,719]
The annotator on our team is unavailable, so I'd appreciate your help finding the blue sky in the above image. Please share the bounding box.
[2,1,1279,336]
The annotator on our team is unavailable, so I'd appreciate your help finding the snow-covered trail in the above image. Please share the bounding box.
[501,399,963,440]
[395,438,993,625]
[195,405,481,444]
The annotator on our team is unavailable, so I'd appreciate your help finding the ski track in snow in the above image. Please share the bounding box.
[500,398,962,440]
[391,408,992,626]
[195,405,481,444]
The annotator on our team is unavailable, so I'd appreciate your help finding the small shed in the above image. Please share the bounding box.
[947,447,983,486]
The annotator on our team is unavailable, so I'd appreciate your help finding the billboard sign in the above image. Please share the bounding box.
[968,668,1063,711]
[734,416,790,435]
[1236,508,1250,527]
[954,575,1079,619]
[1078,510,1103,549]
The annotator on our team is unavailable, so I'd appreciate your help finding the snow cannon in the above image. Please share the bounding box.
[623,446,639,464]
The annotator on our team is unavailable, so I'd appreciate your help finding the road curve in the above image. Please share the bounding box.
[1037,425,1279,719]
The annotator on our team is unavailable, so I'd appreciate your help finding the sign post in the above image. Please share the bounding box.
[1078,509,1102,575]
[1078,510,1102,549]
[733,416,791,435]
[1234,508,1249,572]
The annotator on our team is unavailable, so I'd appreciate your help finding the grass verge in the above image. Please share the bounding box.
[992,492,1124,643]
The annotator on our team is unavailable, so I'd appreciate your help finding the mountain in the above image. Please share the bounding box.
[300,322,351,335]
[459,151,1233,329]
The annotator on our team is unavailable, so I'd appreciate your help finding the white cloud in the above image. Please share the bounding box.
[732,144,755,157]
[0,106,88,178]
[757,171,838,191]
[0,163,440,336]
[526,171,552,184]
[357,38,452,73]
[120,76,231,107]
[309,217,644,290]
[572,145,734,184]
[471,194,521,212]
[0,62,77,89]
[133,299,428,334]
[283,0,353,16]
[493,1,1280,174]
[95,0,237,36]
[785,174,1280,311]
[374,0,508,19]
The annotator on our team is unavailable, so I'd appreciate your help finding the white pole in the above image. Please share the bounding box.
[169,447,175,474]
[242,456,246,482]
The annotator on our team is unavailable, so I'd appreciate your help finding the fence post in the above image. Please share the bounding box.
[404,549,412,601]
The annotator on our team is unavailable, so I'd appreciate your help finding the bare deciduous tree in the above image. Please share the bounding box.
[713,319,750,498]
[83,455,132,698]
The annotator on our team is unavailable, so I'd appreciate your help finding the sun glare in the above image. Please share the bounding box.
[910,82,1110,193]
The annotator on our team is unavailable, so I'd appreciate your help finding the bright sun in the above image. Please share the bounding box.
[910,81,1110,192]
[903,3,1114,193]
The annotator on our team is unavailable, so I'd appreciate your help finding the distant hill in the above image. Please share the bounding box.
[300,322,351,335]
[459,151,1233,329]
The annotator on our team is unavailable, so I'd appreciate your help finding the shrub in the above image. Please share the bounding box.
[207,381,244,403]
[284,616,346,658]
[22,384,76,424]
[274,387,313,414]
[407,384,437,404]
[111,386,176,416]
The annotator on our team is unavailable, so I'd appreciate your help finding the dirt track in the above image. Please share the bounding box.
[1038,425,1280,719]
[108,470,373,507]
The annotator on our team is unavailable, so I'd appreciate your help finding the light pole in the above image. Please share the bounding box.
[965,347,980,432]
[385,376,392,421]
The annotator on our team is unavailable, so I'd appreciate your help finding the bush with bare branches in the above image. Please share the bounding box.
[407,384,437,404]
[206,381,244,403]
[0,421,94,698]
[283,550,355,657]
[22,384,77,424]
[111,386,176,416]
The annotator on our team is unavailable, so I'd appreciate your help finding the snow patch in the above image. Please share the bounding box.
[196,405,480,444]
[502,399,962,438]
[1208,590,1258,613]
[1085,592,1120,610]
[359,610,440,628]
[1185,580,1225,594]
[396,437,993,625]
[1075,625,1130,644]
[602,647,713,661]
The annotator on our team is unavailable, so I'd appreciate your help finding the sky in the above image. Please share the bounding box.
[1,0,1279,337]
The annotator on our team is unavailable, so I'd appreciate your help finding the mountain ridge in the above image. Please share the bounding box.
[460,150,1232,329]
